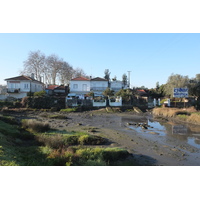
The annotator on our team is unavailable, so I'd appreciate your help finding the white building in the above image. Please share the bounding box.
[68,76,127,99]
[69,76,90,99]
[4,75,44,99]
[110,80,123,92]
[90,77,108,96]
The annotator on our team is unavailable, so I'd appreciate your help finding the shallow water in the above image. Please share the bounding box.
[124,117,200,149]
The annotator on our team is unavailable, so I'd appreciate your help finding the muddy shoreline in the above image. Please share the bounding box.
[7,110,200,166]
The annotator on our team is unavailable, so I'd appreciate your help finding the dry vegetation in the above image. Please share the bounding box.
[152,107,200,125]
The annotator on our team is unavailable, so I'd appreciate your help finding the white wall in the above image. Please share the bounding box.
[90,81,108,90]
[70,80,90,93]
[110,81,123,90]
[109,97,122,106]
[30,81,43,92]
[93,100,107,107]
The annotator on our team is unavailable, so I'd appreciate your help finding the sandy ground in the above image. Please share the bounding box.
[12,110,200,166]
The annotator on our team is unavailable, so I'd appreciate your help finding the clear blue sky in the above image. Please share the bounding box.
[0,33,200,88]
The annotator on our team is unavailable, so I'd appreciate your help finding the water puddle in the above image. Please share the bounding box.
[123,117,200,149]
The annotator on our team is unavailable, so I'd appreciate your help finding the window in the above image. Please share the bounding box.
[24,84,29,89]
[73,84,78,89]
[82,84,87,91]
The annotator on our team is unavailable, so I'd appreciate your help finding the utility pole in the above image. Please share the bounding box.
[127,71,131,88]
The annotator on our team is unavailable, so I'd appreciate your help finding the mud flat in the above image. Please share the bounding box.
[11,110,200,166]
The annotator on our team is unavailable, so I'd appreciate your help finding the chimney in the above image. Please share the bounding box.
[31,73,35,79]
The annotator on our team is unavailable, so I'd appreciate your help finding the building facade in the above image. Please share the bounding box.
[90,77,108,96]
[69,77,90,99]
[5,75,44,98]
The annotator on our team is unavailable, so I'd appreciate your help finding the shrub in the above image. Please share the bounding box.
[13,101,22,108]
[21,119,50,133]
[187,113,200,124]
[34,91,46,97]
[65,135,79,145]
[36,134,66,148]
[75,147,130,166]
[78,134,107,145]
[101,147,130,162]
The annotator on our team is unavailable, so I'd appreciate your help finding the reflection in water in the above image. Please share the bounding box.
[123,116,200,149]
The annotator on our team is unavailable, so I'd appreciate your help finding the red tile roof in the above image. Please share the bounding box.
[137,89,146,93]
[54,85,66,90]
[5,75,43,84]
[5,75,33,81]
[71,76,90,81]
[46,85,59,90]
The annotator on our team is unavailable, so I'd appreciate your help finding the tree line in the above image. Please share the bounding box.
[20,50,88,85]
[145,73,200,99]
[21,51,129,87]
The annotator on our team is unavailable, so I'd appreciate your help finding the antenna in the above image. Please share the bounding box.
[127,71,131,88]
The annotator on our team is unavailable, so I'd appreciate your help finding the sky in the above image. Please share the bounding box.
[0,33,200,88]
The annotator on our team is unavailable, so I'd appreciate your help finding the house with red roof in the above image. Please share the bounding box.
[45,85,69,96]
[69,76,90,99]
[90,77,108,96]
[4,74,44,98]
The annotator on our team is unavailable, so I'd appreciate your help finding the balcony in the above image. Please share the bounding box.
[7,88,20,93]
[90,87,107,92]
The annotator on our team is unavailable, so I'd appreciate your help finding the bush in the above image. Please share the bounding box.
[101,147,130,162]
[36,134,66,148]
[21,119,50,133]
[21,96,63,109]
[78,134,107,145]
[75,147,130,166]
[34,91,46,97]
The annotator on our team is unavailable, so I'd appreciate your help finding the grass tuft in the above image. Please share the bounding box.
[21,119,50,133]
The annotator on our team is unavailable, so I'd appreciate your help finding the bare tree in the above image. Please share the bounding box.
[73,67,88,78]
[45,54,63,85]
[58,61,74,85]
[21,50,89,85]
[22,50,46,81]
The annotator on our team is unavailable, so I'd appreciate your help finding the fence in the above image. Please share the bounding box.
[93,100,107,107]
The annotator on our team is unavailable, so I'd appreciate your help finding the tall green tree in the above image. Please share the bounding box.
[122,73,128,87]
[104,69,111,81]
[164,73,189,97]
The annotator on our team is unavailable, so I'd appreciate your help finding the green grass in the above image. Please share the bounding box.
[0,115,19,125]
[60,108,78,112]
[0,119,133,166]
[0,120,20,137]
[0,120,48,166]
[35,131,107,147]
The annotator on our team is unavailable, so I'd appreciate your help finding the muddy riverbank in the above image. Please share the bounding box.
[7,109,200,166]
